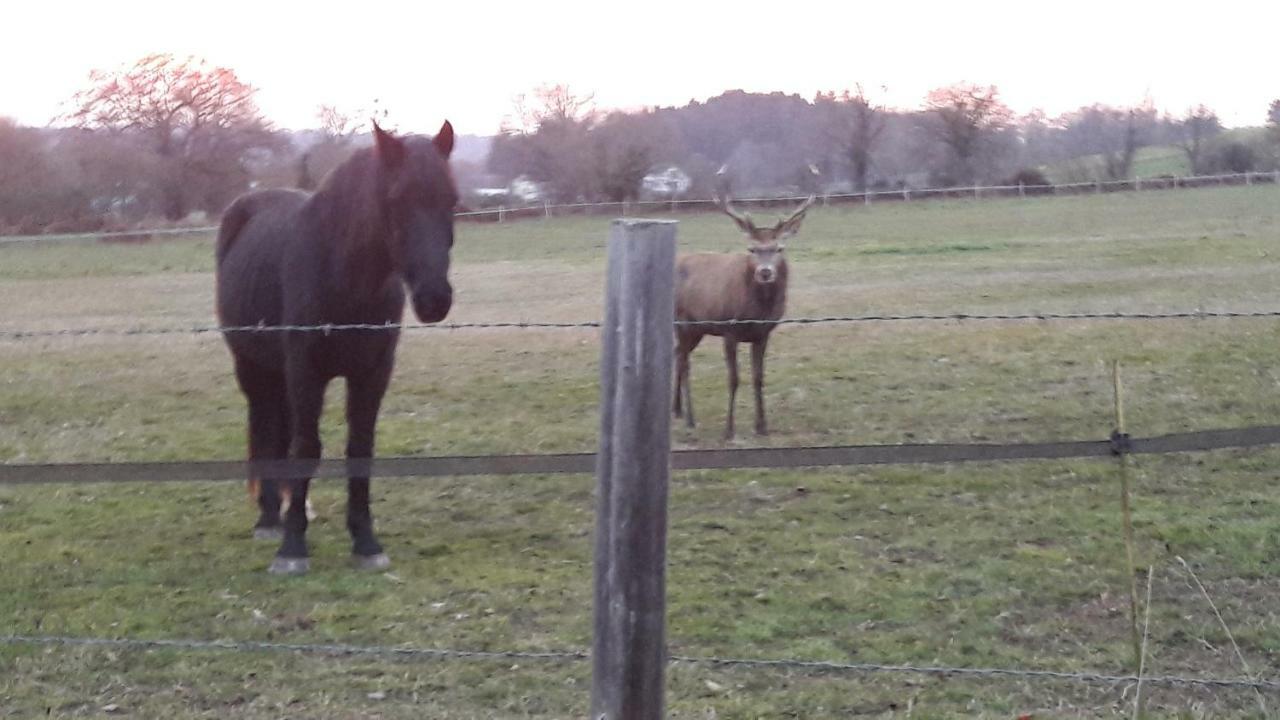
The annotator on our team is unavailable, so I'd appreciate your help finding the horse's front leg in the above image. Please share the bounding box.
[270,363,326,575]
[345,369,392,570]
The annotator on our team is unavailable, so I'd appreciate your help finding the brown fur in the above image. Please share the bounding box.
[673,249,789,439]
[673,189,813,439]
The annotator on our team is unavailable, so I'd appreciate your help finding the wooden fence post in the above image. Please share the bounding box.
[592,219,677,720]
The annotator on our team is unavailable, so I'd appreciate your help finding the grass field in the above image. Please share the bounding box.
[2,186,1280,718]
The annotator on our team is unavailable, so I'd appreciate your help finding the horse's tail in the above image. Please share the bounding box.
[216,195,256,265]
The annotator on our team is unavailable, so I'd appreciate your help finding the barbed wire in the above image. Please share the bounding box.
[2,309,1279,340]
[5,633,1277,691]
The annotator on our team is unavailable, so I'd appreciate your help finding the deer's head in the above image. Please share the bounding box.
[713,171,816,285]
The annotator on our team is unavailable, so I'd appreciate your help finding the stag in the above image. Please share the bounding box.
[673,185,815,439]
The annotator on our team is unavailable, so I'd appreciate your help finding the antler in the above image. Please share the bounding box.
[713,165,758,236]
[772,165,820,238]
[773,194,816,237]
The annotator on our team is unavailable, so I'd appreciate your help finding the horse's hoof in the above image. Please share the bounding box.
[268,556,309,575]
[253,527,284,541]
[352,553,391,571]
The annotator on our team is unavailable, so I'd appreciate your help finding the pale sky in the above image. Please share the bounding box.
[3,0,1276,136]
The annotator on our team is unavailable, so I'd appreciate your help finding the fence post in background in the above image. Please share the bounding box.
[1110,360,1142,673]
[545,202,552,219]
[974,184,981,200]
[1245,172,1253,187]
[902,186,910,202]
[864,190,871,207]
[1018,181,1026,199]
[1173,176,1179,189]
[498,206,505,223]
[591,219,676,720]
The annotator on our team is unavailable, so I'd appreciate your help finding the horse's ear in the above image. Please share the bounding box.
[433,120,455,159]
[372,120,405,168]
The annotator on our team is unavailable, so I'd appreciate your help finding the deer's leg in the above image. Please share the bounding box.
[676,332,701,428]
[751,337,769,436]
[723,337,739,440]
[345,368,392,569]
[673,346,686,418]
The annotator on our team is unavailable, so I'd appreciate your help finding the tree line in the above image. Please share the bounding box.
[2,54,1279,235]
[489,84,1280,204]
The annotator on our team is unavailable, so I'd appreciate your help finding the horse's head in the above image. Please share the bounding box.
[372,120,457,323]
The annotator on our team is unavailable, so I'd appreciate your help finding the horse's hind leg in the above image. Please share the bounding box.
[235,359,286,540]
[344,370,392,570]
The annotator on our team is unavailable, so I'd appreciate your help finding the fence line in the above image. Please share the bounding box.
[4,633,1277,692]
[4,309,1280,341]
[1,170,1275,244]
[4,424,1279,486]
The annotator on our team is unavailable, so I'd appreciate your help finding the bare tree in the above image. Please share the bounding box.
[818,86,885,192]
[592,111,663,202]
[1178,105,1222,175]
[506,84,596,134]
[1057,103,1155,181]
[299,103,369,188]
[923,84,1013,185]
[66,53,278,219]
[494,84,598,202]
[0,119,62,230]
[1103,110,1140,181]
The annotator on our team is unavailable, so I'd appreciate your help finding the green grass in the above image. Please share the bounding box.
[2,185,1280,717]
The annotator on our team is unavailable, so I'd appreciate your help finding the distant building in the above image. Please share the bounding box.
[509,175,544,203]
[642,167,691,197]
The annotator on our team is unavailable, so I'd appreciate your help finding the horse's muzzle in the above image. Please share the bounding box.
[412,286,453,324]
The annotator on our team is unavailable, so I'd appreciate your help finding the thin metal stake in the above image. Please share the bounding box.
[1112,360,1142,671]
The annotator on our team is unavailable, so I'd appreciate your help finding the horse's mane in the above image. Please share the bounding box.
[306,147,384,255]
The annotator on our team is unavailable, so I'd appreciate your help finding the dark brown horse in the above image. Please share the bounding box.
[216,121,457,575]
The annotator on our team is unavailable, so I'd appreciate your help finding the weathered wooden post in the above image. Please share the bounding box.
[592,219,677,720]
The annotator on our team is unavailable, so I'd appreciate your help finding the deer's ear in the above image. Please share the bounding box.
[774,215,806,239]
